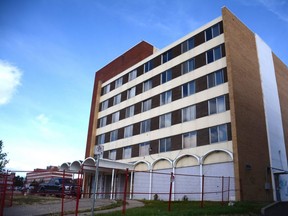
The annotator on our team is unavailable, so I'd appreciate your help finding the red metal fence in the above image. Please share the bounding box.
[1,168,237,215]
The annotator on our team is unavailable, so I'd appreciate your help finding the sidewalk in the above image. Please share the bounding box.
[4,198,144,216]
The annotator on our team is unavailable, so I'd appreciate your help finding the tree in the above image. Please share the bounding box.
[0,140,9,172]
[14,175,25,187]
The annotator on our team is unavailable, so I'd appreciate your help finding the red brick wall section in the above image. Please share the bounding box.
[85,41,155,158]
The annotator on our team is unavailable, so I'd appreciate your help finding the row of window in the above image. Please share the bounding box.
[101,22,223,96]
[98,68,227,128]
[97,94,229,144]
[104,123,230,160]
[100,43,225,111]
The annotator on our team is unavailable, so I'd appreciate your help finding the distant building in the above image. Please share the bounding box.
[62,7,288,201]
[26,166,72,184]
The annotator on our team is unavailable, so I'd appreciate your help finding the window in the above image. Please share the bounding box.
[127,87,136,99]
[140,119,151,133]
[182,81,195,97]
[208,95,226,115]
[110,130,118,142]
[128,70,137,81]
[143,79,152,92]
[205,23,220,41]
[111,111,120,123]
[207,69,224,88]
[123,146,132,159]
[160,90,172,105]
[113,94,121,105]
[183,131,197,148]
[162,50,172,63]
[125,105,135,118]
[182,105,196,122]
[142,99,152,112]
[109,150,116,160]
[209,124,228,144]
[124,125,133,138]
[115,77,123,88]
[101,100,109,111]
[139,142,150,156]
[206,45,222,64]
[161,69,172,84]
[182,37,194,53]
[97,134,105,145]
[182,58,195,74]
[159,138,171,153]
[159,113,172,128]
[144,60,153,73]
[102,84,110,95]
[99,116,107,127]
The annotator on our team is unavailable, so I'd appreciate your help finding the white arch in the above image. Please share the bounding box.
[133,160,151,170]
[200,149,233,164]
[60,162,71,171]
[82,157,96,169]
[151,157,173,169]
[70,160,82,172]
[173,154,200,167]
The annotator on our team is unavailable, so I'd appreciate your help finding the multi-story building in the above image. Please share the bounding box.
[67,7,288,202]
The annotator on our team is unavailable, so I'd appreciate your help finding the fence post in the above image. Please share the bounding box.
[122,168,129,215]
[227,176,230,202]
[221,176,224,205]
[75,170,81,216]
[168,172,174,212]
[61,170,66,216]
[0,171,8,216]
[201,175,204,208]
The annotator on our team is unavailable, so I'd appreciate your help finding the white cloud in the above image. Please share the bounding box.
[0,60,22,105]
[36,114,49,125]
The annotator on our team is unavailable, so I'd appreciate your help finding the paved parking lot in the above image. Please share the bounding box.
[4,198,117,216]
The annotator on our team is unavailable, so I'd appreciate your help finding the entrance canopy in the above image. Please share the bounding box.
[60,157,134,174]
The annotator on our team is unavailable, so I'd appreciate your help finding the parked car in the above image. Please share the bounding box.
[38,177,81,197]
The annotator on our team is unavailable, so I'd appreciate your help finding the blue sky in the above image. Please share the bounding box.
[0,0,287,173]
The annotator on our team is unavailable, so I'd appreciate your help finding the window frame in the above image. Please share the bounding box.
[128,69,137,81]
[142,99,152,112]
[139,142,150,156]
[181,37,194,53]
[182,131,197,149]
[101,100,109,111]
[159,138,171,153]
[162,50,172,63]
[127,86,136,99]
[110,129,118,142]
[143,79,152,92]
[111,111,120,123]
[209,124,228,144]
[208,95,226,115]
[125,105,135,118]
[97,134,105,145]
[124,125,133,138]
[182,81,195,98]
[140,119,151,133]
[160,90,172,105]
[144,60,153,73]
[161,69,172,84]
[182,58,195,74]
[159,113,172,128]
[115,77,123,88]
[109,150,116,160]
[182,105,196,122]
[102,84,110,95]
[123,146,132,159]
[99,116,107,127]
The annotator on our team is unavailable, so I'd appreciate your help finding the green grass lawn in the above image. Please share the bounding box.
[95,200,268,216]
